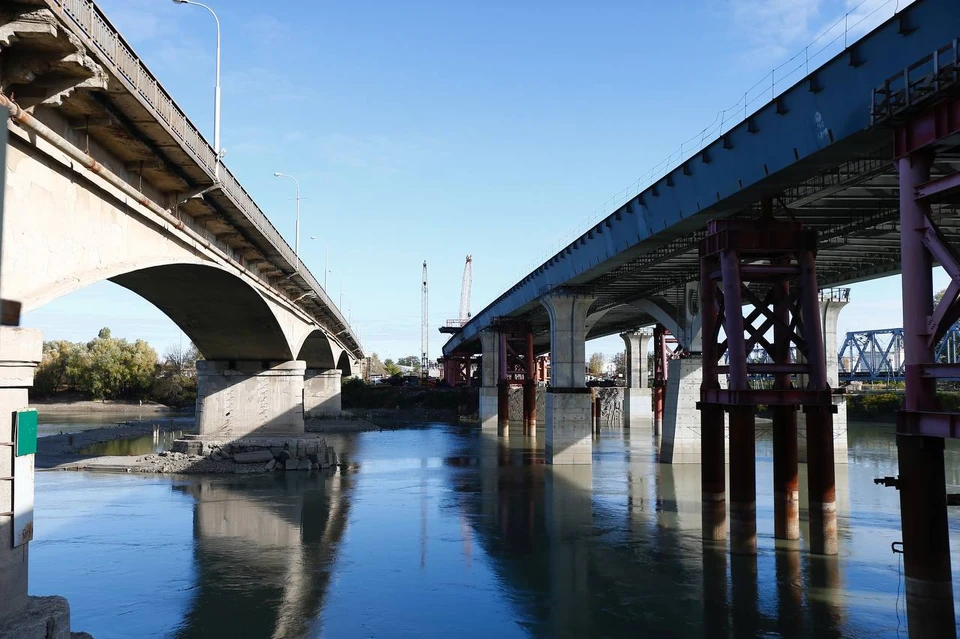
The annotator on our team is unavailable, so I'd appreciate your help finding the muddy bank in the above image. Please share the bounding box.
[37,417,195,468]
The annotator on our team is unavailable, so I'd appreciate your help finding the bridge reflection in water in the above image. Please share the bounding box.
[30,421,960,638]
[449,424,861,638]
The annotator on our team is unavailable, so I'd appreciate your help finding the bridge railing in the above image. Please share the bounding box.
[45,0,360,355]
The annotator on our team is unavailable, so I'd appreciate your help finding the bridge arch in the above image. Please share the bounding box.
[336,350,353,377]
[111,264,294,361]
[297,331,338,370]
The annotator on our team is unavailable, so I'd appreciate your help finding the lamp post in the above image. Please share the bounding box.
[274,172,301,269]
[310,236,331,290]
[172,0,221,178]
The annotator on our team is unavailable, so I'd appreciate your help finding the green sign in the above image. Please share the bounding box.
[15,409,37,456]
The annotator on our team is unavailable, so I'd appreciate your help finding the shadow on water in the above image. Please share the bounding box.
[79,430,184,456]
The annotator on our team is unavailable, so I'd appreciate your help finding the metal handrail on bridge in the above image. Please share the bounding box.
[45,0,361,357]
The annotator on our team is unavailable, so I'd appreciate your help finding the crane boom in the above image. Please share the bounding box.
[421,261,429,377]
[458,255,473,323]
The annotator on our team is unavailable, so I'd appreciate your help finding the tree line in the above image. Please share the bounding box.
[34,327,201,406]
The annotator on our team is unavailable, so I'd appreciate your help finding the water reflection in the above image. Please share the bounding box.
[172,470,353,639]
[30,420,960,638]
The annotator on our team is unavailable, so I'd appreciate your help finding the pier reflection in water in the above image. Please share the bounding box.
[27,419,960,638]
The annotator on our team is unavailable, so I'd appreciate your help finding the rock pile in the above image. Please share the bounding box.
[135,436,339,474]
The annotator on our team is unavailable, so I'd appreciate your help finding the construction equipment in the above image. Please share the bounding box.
[458,255,473,323]
[421,261,429,378]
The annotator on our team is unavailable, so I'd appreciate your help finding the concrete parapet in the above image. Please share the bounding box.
[196,360,305,438]
[545,390,593,465]
[304,368,341,417]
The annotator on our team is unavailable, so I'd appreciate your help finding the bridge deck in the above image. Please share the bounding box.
[443,0,960,358]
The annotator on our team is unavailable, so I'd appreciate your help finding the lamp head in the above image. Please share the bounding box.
[172,0,189,4]
[273,172,283,177]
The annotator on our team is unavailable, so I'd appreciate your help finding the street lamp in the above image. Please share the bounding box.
[274,172,301,270]
[310,236,331,290]
[172,0,222,178]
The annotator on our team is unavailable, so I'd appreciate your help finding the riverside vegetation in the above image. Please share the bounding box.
[34,327,199,408]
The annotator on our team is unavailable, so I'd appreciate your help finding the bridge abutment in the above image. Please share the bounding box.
[196,360,306,438]
[541,293,595,465]
[304,369,341,418]
[620,330,652,427]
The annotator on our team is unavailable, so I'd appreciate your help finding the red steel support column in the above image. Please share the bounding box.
[897,151,955,635]
[700,261,726,543]
[801,249,837,556]
[772,274,799,542]
[653,325,667,433]
[523,333,536,432]
[498,334,510,434]
[721,245,757,556]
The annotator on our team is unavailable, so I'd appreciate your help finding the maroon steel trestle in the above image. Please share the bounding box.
[495,324,537,435]
[698,211,837,556]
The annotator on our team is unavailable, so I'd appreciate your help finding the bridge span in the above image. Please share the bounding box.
[0,1,364,631]
[442,0,960,635]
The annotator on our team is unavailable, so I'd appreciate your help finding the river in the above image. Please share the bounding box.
[28,420,960,638]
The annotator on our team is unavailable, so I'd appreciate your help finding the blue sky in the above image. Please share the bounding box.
[24,0,930,362]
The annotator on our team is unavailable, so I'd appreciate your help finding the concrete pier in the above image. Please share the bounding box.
[303,369,341,417]
[478,330,500,432]
[541,293,595,465]
[660,358,704,464]
[196,360,306,438]
[620,330,652,426]
[798,294,849,464]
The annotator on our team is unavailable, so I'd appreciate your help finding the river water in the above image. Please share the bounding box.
[29,420,960,638]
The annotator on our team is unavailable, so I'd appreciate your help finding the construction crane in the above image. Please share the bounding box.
[421,261,429,378]
[458,255,473,324]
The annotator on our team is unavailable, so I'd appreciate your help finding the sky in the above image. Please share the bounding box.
[22,0,929,363]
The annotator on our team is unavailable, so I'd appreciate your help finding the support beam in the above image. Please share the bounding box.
[541,292,596,465]
[620,330,652,427]
[195,360,306,438]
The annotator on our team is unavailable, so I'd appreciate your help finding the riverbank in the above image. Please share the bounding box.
[30,397,179,414]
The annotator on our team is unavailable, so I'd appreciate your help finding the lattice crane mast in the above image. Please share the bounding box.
[458,255,473,324]
[421,261,429,378]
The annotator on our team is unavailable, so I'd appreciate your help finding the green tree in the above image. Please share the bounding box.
[75,327,159,399]
[383,359,402,376]
[396,355,421,371]
[34,340,79,396]
[588,352,605,376]
[612,351,626,377]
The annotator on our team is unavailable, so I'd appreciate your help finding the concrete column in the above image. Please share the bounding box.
[660,358,703,464]
[196,360,306,438]
[541,293,595,465]
[0,327,41,622]
[620,330,652,426]
[478,330,500,432]
[303,369,341,417]
[798,294,849,464]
